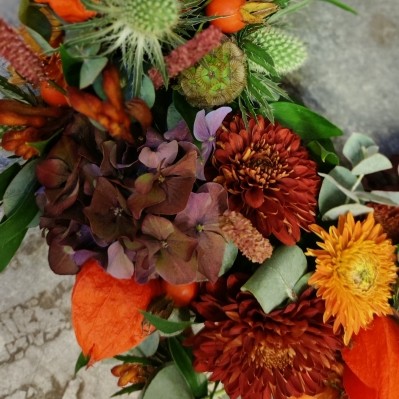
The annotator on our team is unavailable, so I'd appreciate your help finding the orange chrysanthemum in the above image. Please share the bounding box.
[306,212,398,345]
[211,114,320,245]
[186,275,342,399]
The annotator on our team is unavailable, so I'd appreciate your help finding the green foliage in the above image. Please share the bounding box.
[141,311,193,334]
[111,384,144,397]
[242,245,308,313]
[19,0,52,41]
[318,133,399,221]
[142,364,194,399]
[74,352,90,375]
[168,337,207,398]
[0,163,21,201]
[319,0,357,14]
[0,76,37,104]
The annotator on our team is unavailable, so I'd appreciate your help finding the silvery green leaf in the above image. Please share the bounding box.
[369,190,399,205]
[322,203,372,221]
[351,153,392,175]
[318,166,359,214]
[241,246,307,313]
[354,190,399,206]
[140,75,156,108]
[80,57,108,89]
[343,132,376,167]
[167,103,182,130]
[142,364,194,399]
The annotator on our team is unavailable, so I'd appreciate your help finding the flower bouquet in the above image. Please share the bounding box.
[1,0,399,398]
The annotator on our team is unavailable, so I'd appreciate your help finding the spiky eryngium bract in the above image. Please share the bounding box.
[70,0,204,95]
[179,41,247,108]
[248,26,307,75]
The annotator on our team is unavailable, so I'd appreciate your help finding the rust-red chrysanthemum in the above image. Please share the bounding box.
[211,115,320,245]
[186,274,342,399]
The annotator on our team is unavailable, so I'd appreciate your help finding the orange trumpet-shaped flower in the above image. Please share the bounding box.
[68,66,135,144]
[34,0,96,23]
[71,259,162,364]
[342,315,399,399]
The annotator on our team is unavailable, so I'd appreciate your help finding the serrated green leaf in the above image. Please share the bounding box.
[242,245,307,313]
[74,352,90,375]
[168,338,207,398]
[319,0,357,14]
[0,228,27,272]
[142,364,194,399]
[271,102,343,140]
[141,311,192,334]
[0,162,21,201]
[80,57,108,89]
[3,160,38,216]
[351,153,392,175]
[318,166,360,214]
[322,203,373,221]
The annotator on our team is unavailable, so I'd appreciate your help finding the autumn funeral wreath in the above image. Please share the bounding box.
[1,0,399,398]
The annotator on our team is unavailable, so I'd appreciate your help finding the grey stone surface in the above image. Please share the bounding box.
[0,0,399,398]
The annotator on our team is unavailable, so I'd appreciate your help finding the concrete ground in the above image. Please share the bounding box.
[1,0,399,398]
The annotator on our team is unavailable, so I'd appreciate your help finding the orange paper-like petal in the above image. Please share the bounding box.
[342,315,399,399]
[34,0,96,22]
[72,259,161,364]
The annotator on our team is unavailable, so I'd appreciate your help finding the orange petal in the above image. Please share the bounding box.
[1,128,42,159]
[342,315,399,399]
[71,259,161,364]
[67,87,103,121]
[102,65,124,112]
[34,0,96,23]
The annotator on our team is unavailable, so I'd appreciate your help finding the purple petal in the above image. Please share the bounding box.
[164,120,193,142]
[205,106,232,136]
[193,110,209,142]
[139,140,179,168]
[107,241,134,279]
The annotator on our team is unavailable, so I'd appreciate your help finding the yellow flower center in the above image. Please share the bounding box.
[250,341,294,371]
[341,250,377,292]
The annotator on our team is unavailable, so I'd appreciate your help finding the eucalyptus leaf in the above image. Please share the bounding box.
[293,272,313,297]
[319,171,360,206]
[142,364,194,399]
[3,160,38,216]
[140,75,156,108]
[322,203,373,221]
[19,1,52,41]
[368,190,399,205]
[270,102,343,140]
[168,337,207,398]
[318,166,360,214]
[351,153,392,175]
[141,311,192,334]
[242,245,307,313]
[342,132,376,167]
[0,228,27,272]
[167,103,183,131]
[218,241,238,277]
[80,57,108,89]
[129,332,160,358]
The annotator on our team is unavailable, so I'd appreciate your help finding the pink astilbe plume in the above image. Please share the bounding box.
[0,18,45,85]
[148,25,223,89]
[220,211,273,264]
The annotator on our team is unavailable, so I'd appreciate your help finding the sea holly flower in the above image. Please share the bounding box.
[186,277,342,399]
[211,114,320,245]
[84,177,137,243]
[193,106,232,179]
[135,215,198,284]
[175,182,228,282]
[306,212,398,345]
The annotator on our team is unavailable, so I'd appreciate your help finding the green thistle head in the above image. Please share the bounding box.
[248,26,307,76]
[179,41,246,108]
[67,0,205,95]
